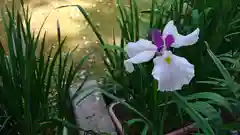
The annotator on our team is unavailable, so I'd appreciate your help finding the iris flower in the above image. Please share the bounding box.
[124,20,200,91]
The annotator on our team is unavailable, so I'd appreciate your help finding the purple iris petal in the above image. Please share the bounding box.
[151,29,164,50]
[165,35,175,49]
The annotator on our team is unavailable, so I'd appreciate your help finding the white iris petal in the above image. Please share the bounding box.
[152,51,195,91]
[124,61,134,73]
[162,20,200,48]
[125,39,157,57]
[124,39,157,73]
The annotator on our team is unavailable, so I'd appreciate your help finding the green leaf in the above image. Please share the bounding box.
[173,92,215,135]
[197,80,222,86]
[141,124,149,135]
[39,120,57,131]
[0,116,11,132]
[190,101,222,123]
[218,57,237,64]
[194,133,205,135]
[220,122,240,130]
[187,92,232,112]
[132,0,139,41]
[102,44,125,52]
[192,9,200,25]
[126,118,149,135]
[126,118,145,126]
[0,4,87,134]
[206,42,236,92]
[140,9,161,14]
[150,0,156,28]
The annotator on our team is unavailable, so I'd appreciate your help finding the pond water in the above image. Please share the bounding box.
[0,0,151,77]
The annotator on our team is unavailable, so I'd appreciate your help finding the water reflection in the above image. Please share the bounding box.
[0,0,151,76]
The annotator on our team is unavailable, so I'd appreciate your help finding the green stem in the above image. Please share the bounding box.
[152,80,158,128]
[153,80,158,109]
[159,94,169,135]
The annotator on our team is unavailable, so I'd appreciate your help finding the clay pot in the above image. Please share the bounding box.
[108,102,197,135]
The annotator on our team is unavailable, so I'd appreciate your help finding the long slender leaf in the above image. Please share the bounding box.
[173,92,215,135]
[206,42,237,93]
[187,92,232,112]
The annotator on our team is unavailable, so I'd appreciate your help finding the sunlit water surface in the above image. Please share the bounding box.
[0,0,151,78]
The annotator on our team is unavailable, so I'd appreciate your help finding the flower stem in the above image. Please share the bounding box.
[153,80,159,133]
[153,80,158,109]
[159,94,169,135]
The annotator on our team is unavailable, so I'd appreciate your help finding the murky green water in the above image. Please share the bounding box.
[0,0,151,77]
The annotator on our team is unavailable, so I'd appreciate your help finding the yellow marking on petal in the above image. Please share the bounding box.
[164,56,172,64]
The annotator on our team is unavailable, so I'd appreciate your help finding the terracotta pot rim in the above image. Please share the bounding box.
[108,102,197,135]
[109,102,124,135]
